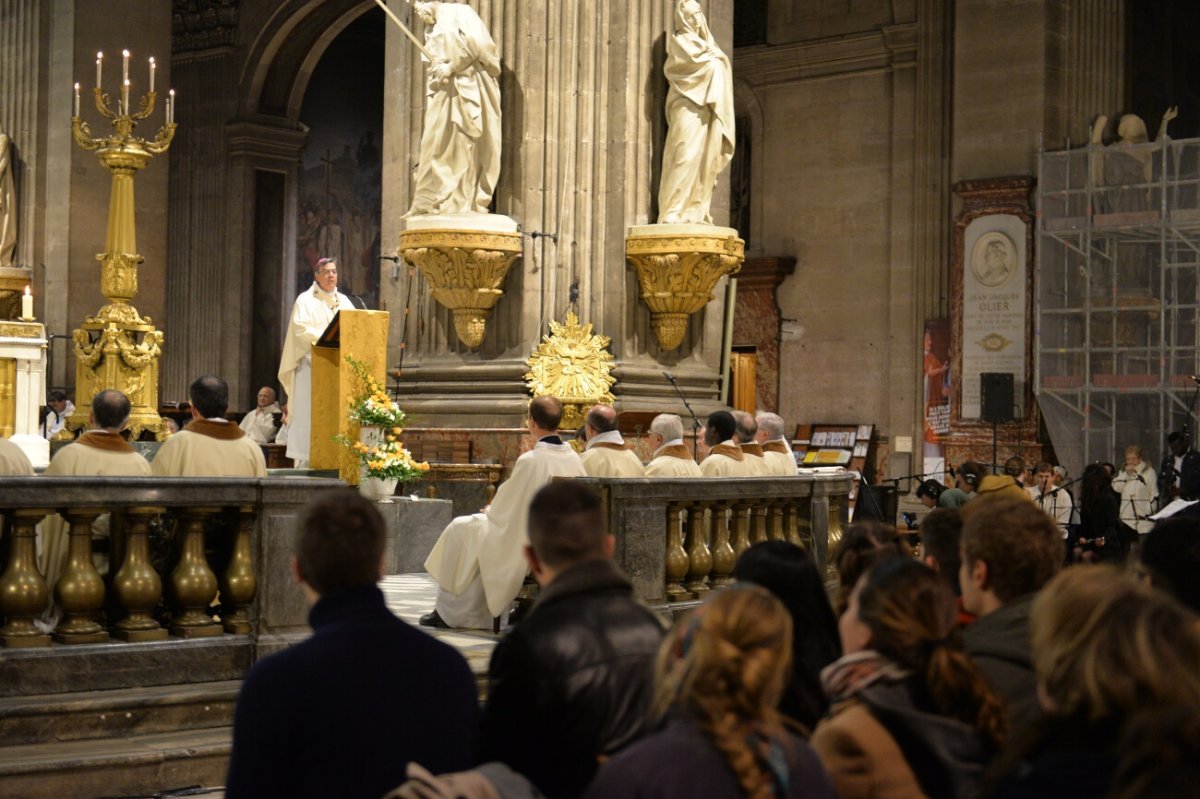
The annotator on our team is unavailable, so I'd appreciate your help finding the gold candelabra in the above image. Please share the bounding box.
[66,50,175,440]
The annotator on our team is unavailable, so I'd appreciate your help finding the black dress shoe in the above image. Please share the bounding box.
[419,610,450,629]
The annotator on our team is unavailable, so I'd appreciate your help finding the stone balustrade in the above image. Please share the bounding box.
[571,474,852,609]
[0,477,343,652]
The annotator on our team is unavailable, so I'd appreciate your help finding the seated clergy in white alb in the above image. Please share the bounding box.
[38,389,151,609]
[733,410,773,476]
[644,413,702,477]
[699,410,757,477]
[421,396,586,629]
[0,436,33,475]
[755,411,799,476]
[580,404,645,478]
[152,376,267,478]
[238,386,282,445]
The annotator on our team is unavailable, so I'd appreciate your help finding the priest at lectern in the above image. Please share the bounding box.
[279,258,352,467]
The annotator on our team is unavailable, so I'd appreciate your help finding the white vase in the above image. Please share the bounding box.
[360,476,398,501]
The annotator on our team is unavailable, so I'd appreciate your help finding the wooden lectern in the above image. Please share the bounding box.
[310,309,390,482]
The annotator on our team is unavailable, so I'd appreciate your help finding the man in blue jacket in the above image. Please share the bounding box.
[225,488,477,799]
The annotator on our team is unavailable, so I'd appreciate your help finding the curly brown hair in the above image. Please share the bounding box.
[654,585,793,799]
[856,559,1008,748]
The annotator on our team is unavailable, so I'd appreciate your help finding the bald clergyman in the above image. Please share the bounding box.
[579,404,645,478]
[733,410,772,476]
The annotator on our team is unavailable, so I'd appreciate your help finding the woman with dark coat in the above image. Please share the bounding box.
[1074,463,1123,562]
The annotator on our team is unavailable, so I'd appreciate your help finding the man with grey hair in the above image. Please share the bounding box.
[755,411,798,476]
[644,413,701,477]
[580,404,645,478]
[732,410,771,476]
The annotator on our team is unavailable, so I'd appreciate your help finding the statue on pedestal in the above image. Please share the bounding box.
[657,0,735,225]
[406,0,502,217]
[0,127,16,267]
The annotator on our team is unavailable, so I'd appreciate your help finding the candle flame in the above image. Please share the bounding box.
[149,57,155,65]
[24,286,30,296]
[122,49,130,57]
[97,51,103,60]
[74,82,79,90]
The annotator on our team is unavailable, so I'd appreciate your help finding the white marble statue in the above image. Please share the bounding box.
[406,1,502,217]
[656,0,735,225]
[0,127,16,267]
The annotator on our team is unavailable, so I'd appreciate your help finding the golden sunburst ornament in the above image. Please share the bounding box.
[525,311,617,429]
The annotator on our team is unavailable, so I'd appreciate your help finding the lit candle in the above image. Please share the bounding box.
[168,89,175,124]
[149,57,155,93]
[21,286,33,320]
[96,51,103,88]
[122,79,130,116]
[122,49,129,84]
[74,82,80,116]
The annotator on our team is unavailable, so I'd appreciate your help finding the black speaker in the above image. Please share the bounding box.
[980,373,1014,424]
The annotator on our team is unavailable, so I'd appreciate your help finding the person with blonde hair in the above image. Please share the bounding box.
[989,564,1200,797]
[585,584,836,798]
[812,559,1006,798]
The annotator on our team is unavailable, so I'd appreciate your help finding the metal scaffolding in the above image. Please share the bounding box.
[1036,134,1200,476]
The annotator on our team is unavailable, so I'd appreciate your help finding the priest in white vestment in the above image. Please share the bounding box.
[38,390,151,610]
[422,396,585,629]
[579,404,645,478]
[644,413,703,477]
[755,411,799,476]
[238,386,282,444]
[699,410,757,477]
[733,410,773,476]
[0,436,33,475]
[278,258,352,467]
[152,376,267,478]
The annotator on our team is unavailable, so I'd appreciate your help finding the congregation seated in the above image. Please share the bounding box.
[152,375,267,478]
[578,404,644,478]
[421,395,585,630]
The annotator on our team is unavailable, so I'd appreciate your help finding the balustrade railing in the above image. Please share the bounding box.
[0,477,343,649]
[574,474,851,607]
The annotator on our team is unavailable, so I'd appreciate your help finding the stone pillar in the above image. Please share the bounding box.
[731,256,795,412]
[382,0,735,427]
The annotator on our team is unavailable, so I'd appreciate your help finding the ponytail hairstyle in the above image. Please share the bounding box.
[655,584,794,799]
[833,521,912,614]
[855,559,1008,748]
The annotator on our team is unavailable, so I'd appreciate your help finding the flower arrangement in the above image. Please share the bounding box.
[336,356,429,482]
[344,356,407,428]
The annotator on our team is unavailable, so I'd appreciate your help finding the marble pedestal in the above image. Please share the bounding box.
[377,496,454,575]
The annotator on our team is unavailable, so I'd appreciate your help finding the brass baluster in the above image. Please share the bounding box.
[825,497,845,581]
[730,500,751,560]
[0,508,53,647]
[664,503,689,601]
[220,506,258,634]
[709,500,735,589]
[683,501,711,596]
[54,507,109,643]
[751,503,770,544]
[112,506,168,642]
[170,508,222,637]
[785,499,805,549]
[768,500,786,544]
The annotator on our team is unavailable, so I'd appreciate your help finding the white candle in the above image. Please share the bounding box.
[122,79,130,116]
[22,286,33,320]
[122,49,129,84]
[149,57,155,93]
[168,89,175,124]
[96,52,103,88]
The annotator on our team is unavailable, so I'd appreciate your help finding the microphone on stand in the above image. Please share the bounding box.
[349,294,369,310]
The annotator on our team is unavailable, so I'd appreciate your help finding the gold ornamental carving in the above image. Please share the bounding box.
[625,231,745,351]
[67,72,176,440]
[399,228,522,348]
[524,311,617,431]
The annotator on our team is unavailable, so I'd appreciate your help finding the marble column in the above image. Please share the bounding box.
[383,1,735,427]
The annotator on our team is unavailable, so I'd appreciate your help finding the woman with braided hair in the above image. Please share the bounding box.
[812,558,1006,798]
[584,584,836,798]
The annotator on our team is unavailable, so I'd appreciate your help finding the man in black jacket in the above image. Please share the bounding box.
[478,480,665,798]
[225,489,477,799]
[1158,430,1200,503]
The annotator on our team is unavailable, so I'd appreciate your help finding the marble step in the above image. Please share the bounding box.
[0,681,240,748]
[0,726,231,799]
